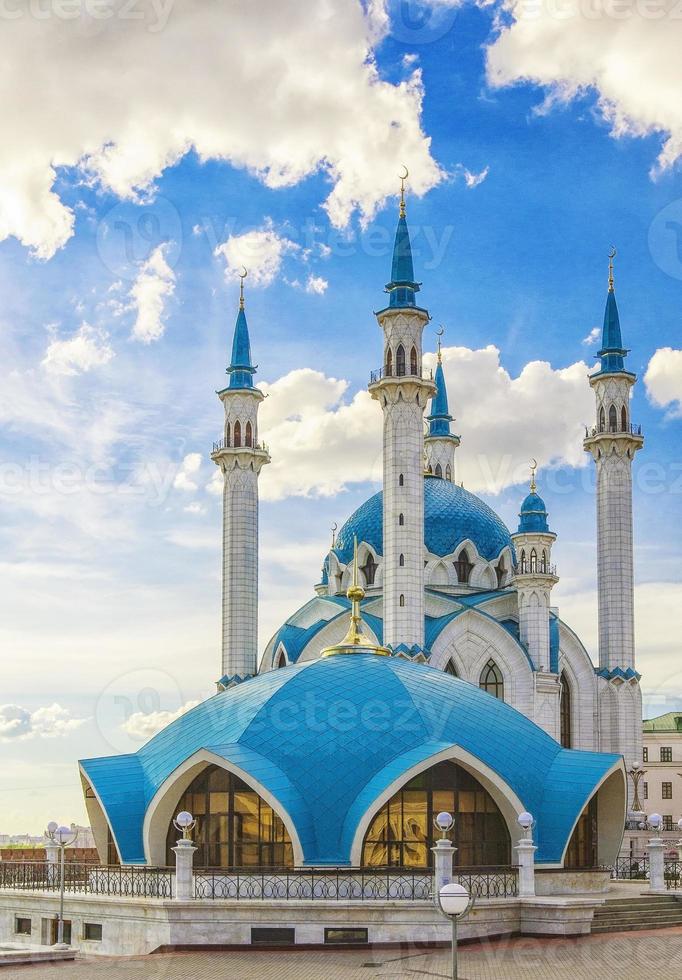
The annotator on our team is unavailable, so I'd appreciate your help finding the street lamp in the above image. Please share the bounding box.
[439,882,474,980]
[45,822,78,949]
[628,765,647,820]
[434,811,455,838]
[173,810,196,840]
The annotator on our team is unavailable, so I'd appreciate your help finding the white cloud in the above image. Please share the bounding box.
[458,164,489,189]
[173,452,203,492]
[121,699,200,742]
[0,0,440,258]
[42,323,114,376]
[229,348,593,501]
[0,703,87,741]
[582,327,601,346]
[215,220,299,287]
[486,0,682,174]
[644,347,682,417]
[305,275,329,295]
[130,243,176,343]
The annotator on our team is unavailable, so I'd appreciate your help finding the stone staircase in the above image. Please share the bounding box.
[592,894,682,934]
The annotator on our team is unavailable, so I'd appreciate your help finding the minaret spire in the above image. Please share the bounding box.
[425,327,460,482]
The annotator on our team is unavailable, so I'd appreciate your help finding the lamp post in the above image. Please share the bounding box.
[646,813,665,892]
[515,811,537,898]
[439,882,474,980]
[44,822,78,948]
[172,811,197,901]
[628,765,647,820]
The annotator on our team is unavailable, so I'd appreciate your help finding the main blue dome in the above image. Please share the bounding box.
[333,477,513,564]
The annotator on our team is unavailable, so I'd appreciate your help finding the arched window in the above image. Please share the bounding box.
[399,513,405,526]
[444,659,457,677]
[540,550,547,573]
[396,345,406,377]
[362,761,511,868]
[225,422,231,447]
[386,348,393,377]
[520,549,527,574]
[361,553,378,586]
[245,421,253,447]
[599,406,605,433]
[399,474,404,487]
[276,651,287,669]
[479,659,504,700]
[454,548,473,584]
[560,672,572,749]
[621,405,628,432]
[410,346,418,375]
[529,548,538,573]
[165,764,293,868]
[399,594,405,607]
[496,559,506,588]
[565,797,598,868]
[233,420,241,448]
[609,404,618,433]
[445,465,452,482]
[399,553,405,567]
[435,463,443,478]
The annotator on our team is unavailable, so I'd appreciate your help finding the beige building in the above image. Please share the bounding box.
[624,712,682,858]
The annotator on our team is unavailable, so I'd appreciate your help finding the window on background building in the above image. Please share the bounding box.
[454,549,473,584]
[479,660,504,700]
[396,345,406,377]
[559,672,572,749]
[165,764,294,868]
[14,917,31,936]
[362,760,511,869]
[663,816,674,832]
[643,782,648,800]
[83,923,103,942]
[643,748,648,762]
[361,554,377,586]
[661,747,673,762]
[662,782,673,800]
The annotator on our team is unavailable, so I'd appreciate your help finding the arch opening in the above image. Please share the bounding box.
[479,659,504,700]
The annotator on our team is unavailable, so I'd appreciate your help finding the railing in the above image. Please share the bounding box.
[584,423,642,438]
[0,862,173,899]
[665,862,682,890]
[212,439,268,454]
[611,857,649,880]
[193,867,517,901]
[513,562,558,577]
[369,367,434,384]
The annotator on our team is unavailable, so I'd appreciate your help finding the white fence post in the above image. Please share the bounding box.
[648,837,665,893]
[172,840,197,901]
[431,839,456,909]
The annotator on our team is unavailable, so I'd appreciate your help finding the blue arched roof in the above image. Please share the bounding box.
[81,656,620,868]
[518,491,551,533]
[333,478,513,565]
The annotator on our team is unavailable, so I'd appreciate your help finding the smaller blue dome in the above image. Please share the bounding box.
[518,492,550,534]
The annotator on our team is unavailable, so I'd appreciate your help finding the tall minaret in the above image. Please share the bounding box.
[368,171,436,651]
[583,250,643,762]
[425,332,460,482]
[211,270,270,689]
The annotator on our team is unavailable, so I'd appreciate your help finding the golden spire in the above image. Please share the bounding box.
[238,266,247,310]
[437,326,444,364]
[321,536,390,658]
[331,522,338,548]
[608,246,616,293]
[398,165,408,218]
[530,457,538,494]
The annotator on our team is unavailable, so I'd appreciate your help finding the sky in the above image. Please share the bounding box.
[1,0,682,833]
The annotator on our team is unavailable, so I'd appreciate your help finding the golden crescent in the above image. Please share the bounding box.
[398,165,409,181]
[608,246,617,260]
[436,325,445,337]
[530,458,537,471]
[239,266,248,279]
[331,522,338,532]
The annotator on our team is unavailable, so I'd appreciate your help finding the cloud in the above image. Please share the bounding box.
[221,348,594,501]
[0,703,87,741]
[173,452,203,492]
[582,327,601,347]
[121,699,200,742]
[42,323,114,376]
[215,220,299,287]
[644,347,682,417]
[458,164,489,188]
[0,0,440,258]
[305,275,329,295]
[485,0,682,174]
[130,243,176,343]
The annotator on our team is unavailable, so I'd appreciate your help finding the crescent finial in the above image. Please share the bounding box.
[436,325,445,362]
[238,266,247,309]
[529,458,538,493]
[608,246,616,292]
[398,165,409,217]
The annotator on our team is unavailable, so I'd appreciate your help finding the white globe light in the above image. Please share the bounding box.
[439,882,470,917]
[649,813,662,830]
[47,821,58,834]
[517,812,534,831]
[677,818,682,832]
[435,811,453,831]
[176,810,194,828]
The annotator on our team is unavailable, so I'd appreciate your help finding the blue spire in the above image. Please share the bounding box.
[227,274,256,389]
[596,249,628,375]
[427,356,452,437]
[385,180,420,309]
[518,465,551,534]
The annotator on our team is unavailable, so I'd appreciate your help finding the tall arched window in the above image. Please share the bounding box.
[445,465,452,482]
[560,672,572,748]
[621,405,628,432]
[444,659,457,677]
[396,345,406,377]
[233,420,241,448]
[165,765,293,868]
[479,659,504,700]
[226,422,231,447]
[599,406,606,432]
[399,553,405,567]
[276,651,287,669]
[496,559,506,588]
[435,463,443,478]
[399,513,405,526]
[529,548,538,573]
[362,761,510,868]
[245,421,253,447]
[386,348,393,377]
[540,550,547,573]
[399,474,404,487]
[520,549,527,574]
[410,346,418,375]
[361,553,378,586]
[454,548,473,584]
[399,594,405,607]
[609,404,618,432]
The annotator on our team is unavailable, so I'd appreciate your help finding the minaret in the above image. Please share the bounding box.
[211,270,270,689]
[368,170,436,651]
[511,464,559,674]
[583,250,643,762]
[425,331,460,482]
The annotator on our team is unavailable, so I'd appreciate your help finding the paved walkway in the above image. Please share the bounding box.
[1,928,681,979]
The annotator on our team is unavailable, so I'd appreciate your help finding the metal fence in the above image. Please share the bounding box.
[0,862,173,899]
[611,857,649,880]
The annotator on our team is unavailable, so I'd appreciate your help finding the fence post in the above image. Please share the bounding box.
[172,840,197,901]
[431,838,456,909]
[647,837,665,893]
[44,844,60,887]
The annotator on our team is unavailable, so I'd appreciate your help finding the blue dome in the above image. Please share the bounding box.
[333,477,513,564]
[518,491,550,534]
[81,655,621,868]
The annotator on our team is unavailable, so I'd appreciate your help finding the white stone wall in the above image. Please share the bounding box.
[424,436,457,481]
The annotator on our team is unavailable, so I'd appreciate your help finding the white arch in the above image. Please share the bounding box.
[143,748,305,867]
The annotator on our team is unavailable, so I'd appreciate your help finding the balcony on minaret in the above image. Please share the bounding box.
[369,363,434,384]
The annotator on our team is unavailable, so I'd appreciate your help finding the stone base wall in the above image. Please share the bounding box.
[535,870,613,895]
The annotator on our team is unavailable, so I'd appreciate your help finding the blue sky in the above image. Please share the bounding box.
[1,0,682,832]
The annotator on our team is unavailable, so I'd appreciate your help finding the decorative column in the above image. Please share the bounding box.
[648,837,665,894]
[515,813,537,898]
[368,174,435,651]
[431,839,456,910]
[211,270,270,689]
[172,839,197,901]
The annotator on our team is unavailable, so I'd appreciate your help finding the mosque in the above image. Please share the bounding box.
[80,185,643,883]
